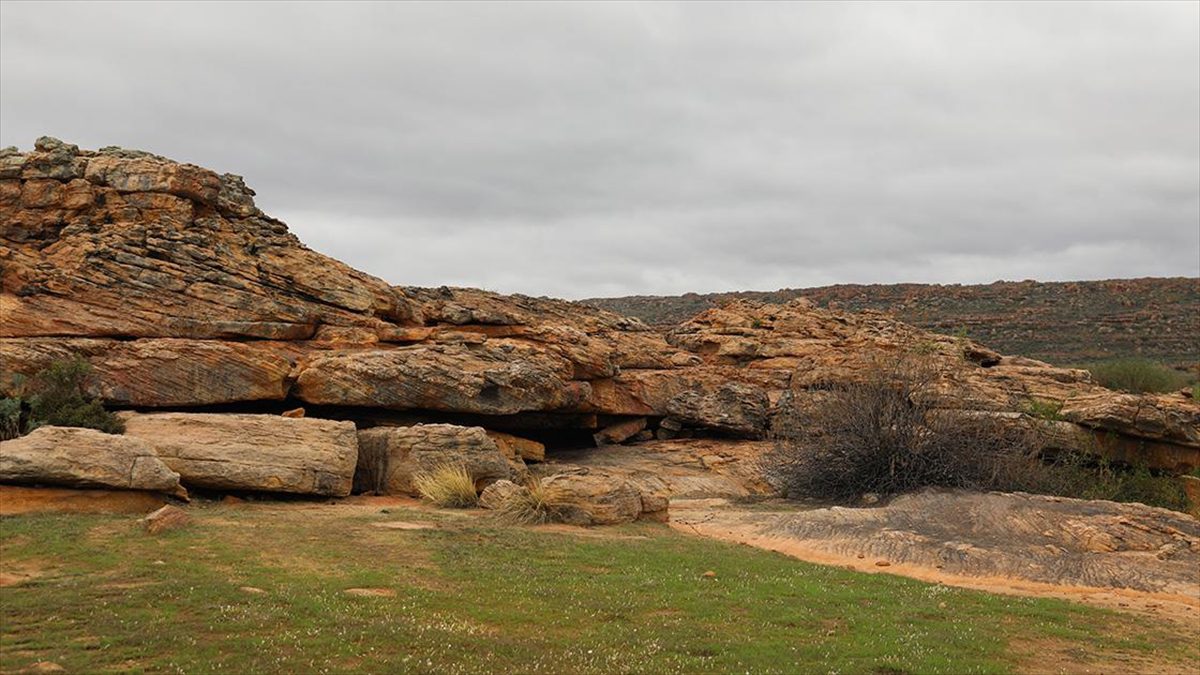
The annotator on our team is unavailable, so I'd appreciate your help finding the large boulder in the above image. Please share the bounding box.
[0,426,184,495]
[539,471,645,526]
[354,424,513,496]
[119,412,358,496]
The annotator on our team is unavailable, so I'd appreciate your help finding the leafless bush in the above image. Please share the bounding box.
[768,356,1039,502]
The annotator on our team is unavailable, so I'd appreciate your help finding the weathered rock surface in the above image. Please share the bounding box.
[119,413,357,496]
[354,424,513,496]
[549,439,776,500]
[478,479,525,510]
[2,139,1195,472]
[485,431,545,462]
[0,426,184,495]
[538,471,645,526]
[672,490,1200,599]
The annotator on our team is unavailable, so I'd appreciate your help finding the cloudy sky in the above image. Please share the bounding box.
[2,2,1197,299]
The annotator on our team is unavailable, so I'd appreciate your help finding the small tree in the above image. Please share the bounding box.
[26,358,124,434]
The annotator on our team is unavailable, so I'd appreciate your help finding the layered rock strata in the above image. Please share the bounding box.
[0,426,184,495]
[1,138,1196,475]
[118,412,358,496]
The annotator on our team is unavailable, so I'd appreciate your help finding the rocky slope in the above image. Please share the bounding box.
[585,278,1200,368]
[1,138,1197,490]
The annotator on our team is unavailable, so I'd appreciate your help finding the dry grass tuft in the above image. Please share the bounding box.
[412,463,479,508]
[493,478,564,525]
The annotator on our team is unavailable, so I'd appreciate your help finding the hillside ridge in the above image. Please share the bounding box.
[584,277,1200,368]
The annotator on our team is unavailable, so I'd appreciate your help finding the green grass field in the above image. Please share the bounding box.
[2,501,1196,674]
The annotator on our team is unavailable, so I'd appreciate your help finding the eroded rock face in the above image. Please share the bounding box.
[2,139,1195,472]
[353,424,513,496]
[119,412,358,496]
[295,342,588,415]
[0,426,183,495]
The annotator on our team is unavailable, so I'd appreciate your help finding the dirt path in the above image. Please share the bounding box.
[670,494,1200,631]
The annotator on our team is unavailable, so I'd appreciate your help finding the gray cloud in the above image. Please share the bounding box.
[2,1,1197,298]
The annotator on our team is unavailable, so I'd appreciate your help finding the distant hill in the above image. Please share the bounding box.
[583,278,1200,369]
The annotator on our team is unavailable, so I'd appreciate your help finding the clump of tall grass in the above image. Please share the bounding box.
[412,463,479,508]
[493,478,564,525]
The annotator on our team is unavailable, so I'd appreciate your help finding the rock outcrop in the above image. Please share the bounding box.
[2,138,1196,476]
[672,490,1200,599]
[353,424,513,495]
[0,426,184,495]
[119,412,358,496]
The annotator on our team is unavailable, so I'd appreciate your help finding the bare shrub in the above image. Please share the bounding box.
[412,462,479,508]
[769,356,1038,502]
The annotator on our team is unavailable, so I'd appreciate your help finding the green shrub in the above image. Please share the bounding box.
[412,463,479,508]
[1000,452,1190,513]
[0,397,22,441]
[1088,358,1187,394]
[26,358,124,434]
[1023,398,1064,421]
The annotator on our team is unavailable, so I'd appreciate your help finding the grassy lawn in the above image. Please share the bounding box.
[1,501,1196,674]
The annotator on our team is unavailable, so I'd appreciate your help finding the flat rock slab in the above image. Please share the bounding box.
[120,412,358,496]
[672,490,1200,602]
[0,485,169,515]
[0,427,183,495]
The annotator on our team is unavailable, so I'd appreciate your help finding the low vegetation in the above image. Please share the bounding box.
[492,478,564,525]
[1,358,124,439]
[412,463,479,508]
[770,356,1191,512]
[2,504,1196,674]
[770,358,1038,502]
[1087,357,1189,394]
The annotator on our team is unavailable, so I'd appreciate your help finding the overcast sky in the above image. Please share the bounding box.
[2,2,1197,299]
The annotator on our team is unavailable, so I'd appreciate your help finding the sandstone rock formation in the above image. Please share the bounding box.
[538,471,647,526]
[0,426,184,495]
[354,424,513,495]
[478,479,525,510]
[119,412,358,496]
[672,490,1200,599]
[1,138,1196,477]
